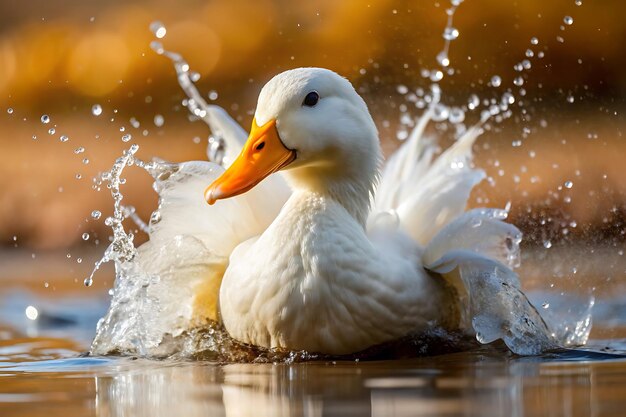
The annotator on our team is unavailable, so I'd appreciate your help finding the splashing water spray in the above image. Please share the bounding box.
[85,145,139,287]
[86,23,239,290]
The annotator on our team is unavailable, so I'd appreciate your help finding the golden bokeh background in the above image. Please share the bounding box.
[0,0,624,251]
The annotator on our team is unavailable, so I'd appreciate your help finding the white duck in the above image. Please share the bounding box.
[207,68,461,354]
[92,68,560,356]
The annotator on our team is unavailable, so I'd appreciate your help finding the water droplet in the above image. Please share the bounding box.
[91,210,102,219]
[74,147,85,154]
[471,218,483,228]
[122,134,132,142]
[564,16,574,25]
[430,70,444,82]
[542,302,550,309]
[82,232,90,241]
[150,21,167,39]
[396,85,409,95]
[84,277,93,287]
[150,41,164,55]
[564,181,573,189]
[7,107,13,114]
[77,257,83,264]
[41,114,50,124]
[60,135,69,142]
[575,0,582,5]
[83,158,90,165]
[543,240,553,249]
[25,306,38,320]
[48,128,55,135]
[443,27,459,41]
[525,49,534,58]
[436,51,450,67]
[154,114,164,127]
[432,104,449,122]
[468,94,480,110]
[566,95,575,103]
[502,92,515,105]
[530,37,539,45]
[513,76,524,86]
[490,75,502,87]
[448,107,465,124]
[556,35,564,43]
[208,91,218,101]
[92,104,103,116]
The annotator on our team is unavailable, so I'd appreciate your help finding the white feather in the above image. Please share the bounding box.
[202,105,247,166]
[148,160,288,256]
[372,113,486,245]
[423,208,522,268]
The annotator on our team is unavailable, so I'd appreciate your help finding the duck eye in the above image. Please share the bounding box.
[302,91,320,107]
[255,141,265,151]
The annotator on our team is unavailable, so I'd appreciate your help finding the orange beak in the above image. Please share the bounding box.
[205,118,296,205]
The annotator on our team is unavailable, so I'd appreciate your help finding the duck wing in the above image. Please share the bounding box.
[369,110,589,354]
[370,108,485,245]
[91,107,291,356]
[140,128,291,324]
[202,104,248,165]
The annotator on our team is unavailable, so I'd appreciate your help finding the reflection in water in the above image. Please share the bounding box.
[96,363,224,416]
[88,350,623,417]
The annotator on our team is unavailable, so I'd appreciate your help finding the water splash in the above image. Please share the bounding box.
[434,0,464,70]
[88,7,595,358]
[85,144,140,288]
[149,21,167,39]
[89,20,252,356]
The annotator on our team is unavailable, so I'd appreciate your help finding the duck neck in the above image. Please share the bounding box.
[286,163,379,227]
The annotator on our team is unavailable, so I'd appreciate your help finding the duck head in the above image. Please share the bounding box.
[205,68,381,216]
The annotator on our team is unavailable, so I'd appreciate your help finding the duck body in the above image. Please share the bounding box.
[220,189,452,354]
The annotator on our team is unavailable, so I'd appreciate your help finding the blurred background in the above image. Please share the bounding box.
[0,0,624,295]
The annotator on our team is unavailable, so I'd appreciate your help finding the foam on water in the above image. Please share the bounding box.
[88,1,594,360]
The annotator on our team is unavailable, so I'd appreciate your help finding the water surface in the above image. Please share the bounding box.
[1,247,626,416]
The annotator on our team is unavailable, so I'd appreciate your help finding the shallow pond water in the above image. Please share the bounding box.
[1,247,626,416]
[2,339,626,417]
